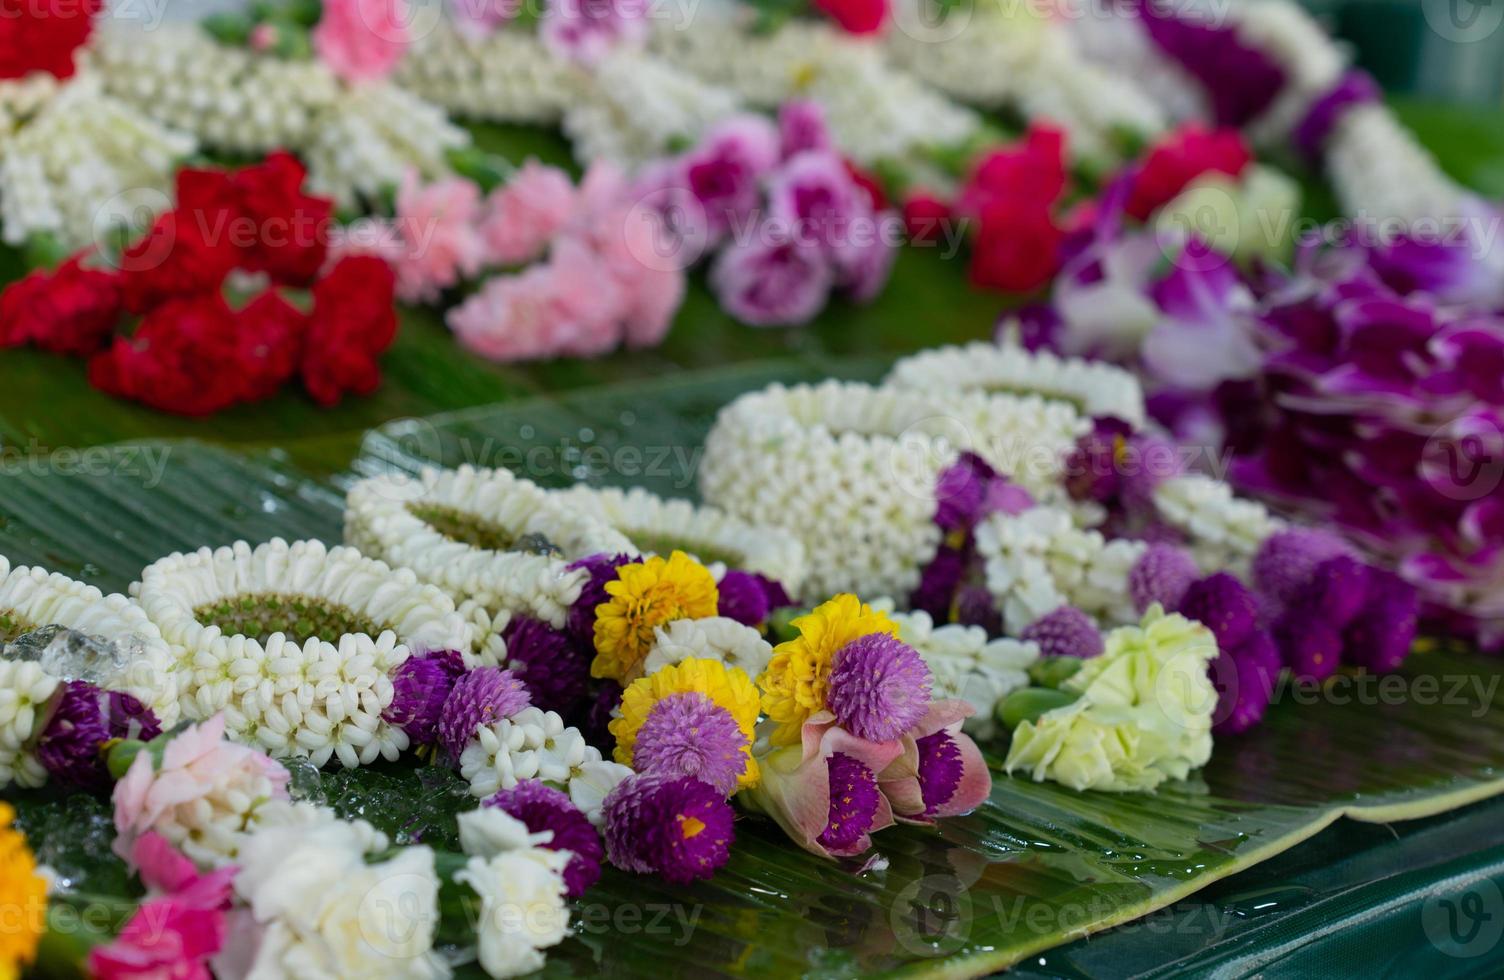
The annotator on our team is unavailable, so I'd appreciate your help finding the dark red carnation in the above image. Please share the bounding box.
[958,125,1068,219]
[118,209,237,314]
[234,291,307,401]
[812,0,887,34]
[88,293,246,416]
[0,0,101,80]
[902,191,951,245]
[176,152,333,287]
[0,256,121,356]
[1125,125,1251,221]
[301,255,398,406]
[968,197,1063,294]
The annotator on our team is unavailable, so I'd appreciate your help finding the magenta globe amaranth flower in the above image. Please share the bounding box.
[581,679,624,753]
[1177,573,1259,650]
[1343,570,1420,673]
[438,667,532,760]
[1020,606,1104,659]
[632,691,748,795]
[1305,555,1372,627]
[1252,528,1354,610]
[36,682,161,790]
[1210,642,1278,736]
[1276,613,1343,683]
[1129,543,1200,614]
[503,617,592,715]
[715,570,771,628]
[602,773,734,884]
[384,649,466,745]
[878,700,991,824]
[914,731,964,817]
[817,752,881,851]
[826,633,932,741]
[486,779,603,897]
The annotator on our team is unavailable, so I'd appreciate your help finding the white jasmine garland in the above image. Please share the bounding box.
[552,484,806,595]
[346,466,634,635]
[0,660,58,789]
[1322,103,1464,225]
[1152,474,1283,576]
[460,706,600,799]
[394,24,583,124]
[640,616,773,679]
[0,560,180,726]
[1224,0,1347,146]
[699,381,1088,601]
[886,342,1147,429]
[133,538,473,767]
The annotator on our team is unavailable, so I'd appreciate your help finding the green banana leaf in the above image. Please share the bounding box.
[4,432,1504,978]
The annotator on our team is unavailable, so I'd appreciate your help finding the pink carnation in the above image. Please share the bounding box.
[479,160,578,266]
[546,235,629,356]
[311,0,412,83]
[710,225,833,327]
[392,171,487,304]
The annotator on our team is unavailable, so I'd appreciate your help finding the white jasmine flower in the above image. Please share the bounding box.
[460,707,600,799]
[1152,474,1283,576]
[568,760,634,828]
[458,807,552,859]
[641,616,773,679]
[454,849,571,979]
[0,660,59,789]
[885,608,1037,738]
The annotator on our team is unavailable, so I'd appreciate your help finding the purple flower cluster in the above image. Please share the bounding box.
[436,666,532,761]
[502,617,592,717]
[35,681,161,790]
[634,102,900,328]
[826,633,932,741]
[485,779,603,897]
[602,773,735,884]
[816,752,881,851]
[384,649,467,747]
[1020,606,1104,660]
[1176,573,1281,735]
[632,692,748,795]
[1133,0,1286,127]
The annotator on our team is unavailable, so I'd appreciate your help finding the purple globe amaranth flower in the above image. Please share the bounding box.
[1253,528,1356,609]
[817,752,882,851]
[1210,635,1279,736]
[632,691,749,796]
[1306,555,1373,628]
[36,682,161,790]
[908,545,967,622]
[756,574,794,613]
[503,617,592,716]
[915,731,964,817]
[934,451,1033,532]
[1342,569,1420,673]
[602,773,734,884]
[438,667,533,760]
[709,230,834,328]
[1178,573,1260,650]
[566,553,637,647]
[1276,611,1344,683]
[1020,606,1104,659]
[826,633,932,741]
[1064,417,1134,505]
[715,570,771,628]
[580,680,624,753]
[954,585,1003,635]
[384,649,466,746]
[485,779,603,897]
[1129,544,1200,614]
[778,100,833,159]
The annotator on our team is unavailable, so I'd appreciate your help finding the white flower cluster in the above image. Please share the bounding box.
[0,73,194,249]
[1064,11,1210,125]
[394,24,582,124]
[564,48,741,169]
[0,558,180,725]
[883,1,1166,162]
[460,706,601,799]
[886,341,1147,429]
[0,660,58,789]
[882,606,1037,739]
[1224,0,1347,146]
[346,466,634,638]
[975,506,1146,632]
[231,800,449,979]
[552,483,807,594]
[0,73,63,133]
[1152,473,1283,576]
[699,381,1087,601]
[454,808,573,979]
[1323,103,1464,225]
[640,616,773,679]
[132,539,473,768]
[648,16,981,169]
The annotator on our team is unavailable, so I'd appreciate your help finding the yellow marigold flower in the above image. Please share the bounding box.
[0,803,46,980]
[611,657,762,792]
[758,593,899,745]
[592,551,719,683]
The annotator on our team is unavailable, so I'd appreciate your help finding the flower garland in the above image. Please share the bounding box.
[344,465,635,637]
[700,380,1088,601]
[393,23,581,125]
[131,538,474,767]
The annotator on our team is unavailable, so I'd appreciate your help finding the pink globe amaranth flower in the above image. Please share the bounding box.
[1020,606,1104,659]
[438,667,533,760]
[683,115,780,238]
[393,171,487,305]
[478,160,577,267]
[710,228,834,328]
[778,100,833,159]
[826,633,932,742]
[602,773,734,883]
[111,715,290,865]
[1129,544,1200,614]
[877,700,990,824]
[632,691,749,795]
[743,712,902,859]
[486,779,603,897]
[311,0,412,83]
[540,0,649,66]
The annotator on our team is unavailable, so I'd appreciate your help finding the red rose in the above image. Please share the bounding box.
[301,256,398,407]
[0,256,122,356]
[812,0,888,35]
[902,191,951,245]
[119,210,237,314]
[0,0,101,80]
[177,152,333,287]
[1126,125,1252,221]
[968,197,1063,294]
[235,291,307,402]
[88,294,247,416]
[959,125,1068,219]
